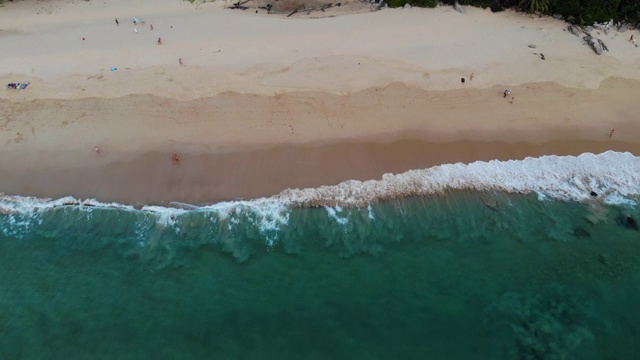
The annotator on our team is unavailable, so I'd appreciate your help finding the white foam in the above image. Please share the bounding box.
[275,151,640,207]
[324,206,349,225]
[1,152,639,221]
[0,195,135,215]
[367,204,375,220]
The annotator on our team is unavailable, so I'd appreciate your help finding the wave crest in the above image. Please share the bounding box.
[276,151,640,207]
[1,151,638,217]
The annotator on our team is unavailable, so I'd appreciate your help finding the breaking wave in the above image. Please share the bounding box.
[277,150,640,207]
[2,151,639,217]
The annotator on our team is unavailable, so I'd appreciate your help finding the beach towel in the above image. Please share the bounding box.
[19,83,28,90]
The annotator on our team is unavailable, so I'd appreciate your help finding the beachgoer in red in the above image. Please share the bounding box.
[171,154,180,163]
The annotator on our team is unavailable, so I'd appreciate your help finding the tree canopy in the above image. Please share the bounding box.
[428,0,640,26]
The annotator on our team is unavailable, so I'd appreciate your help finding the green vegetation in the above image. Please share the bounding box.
[397,0,640,26]
[178,0,640,26]
[519,0,550,14]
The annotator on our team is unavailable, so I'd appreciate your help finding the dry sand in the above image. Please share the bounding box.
[1,0,640,204]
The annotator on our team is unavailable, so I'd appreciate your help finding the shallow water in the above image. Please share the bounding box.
[1,188,640,359]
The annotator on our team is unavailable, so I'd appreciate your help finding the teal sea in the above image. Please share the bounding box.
[1,152,640,359]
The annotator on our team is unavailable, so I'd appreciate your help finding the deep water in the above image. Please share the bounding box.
[1,191,640,359]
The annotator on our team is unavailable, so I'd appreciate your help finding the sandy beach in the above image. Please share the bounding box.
[1,0,640,205]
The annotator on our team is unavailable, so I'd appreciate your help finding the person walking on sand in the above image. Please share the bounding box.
[179,58,184,66]
[157,37,162,45]
[115,18,119,26]
[609,129,615,138]
[150,24,154,31]
[631,35,636,45]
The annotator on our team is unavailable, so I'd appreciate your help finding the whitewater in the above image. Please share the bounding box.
[2,151,638,216]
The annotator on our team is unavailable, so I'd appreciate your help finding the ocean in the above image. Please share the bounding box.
[1,151,639,359]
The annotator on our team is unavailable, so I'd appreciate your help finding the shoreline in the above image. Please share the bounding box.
[2,138,639,206]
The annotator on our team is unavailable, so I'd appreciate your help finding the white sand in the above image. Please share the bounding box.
[1,0,639,101]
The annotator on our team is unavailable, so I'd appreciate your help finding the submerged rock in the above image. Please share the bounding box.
[481,196,498,210]
[485,290,595,359]
[626,216,639,231]
[573,228,591,239]
[616,215,639,231]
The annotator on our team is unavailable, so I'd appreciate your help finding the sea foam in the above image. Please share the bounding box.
[1,151,639,219]
[277,151,640,207]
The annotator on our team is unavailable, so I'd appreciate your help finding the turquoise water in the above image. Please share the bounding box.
[1,190,640,359]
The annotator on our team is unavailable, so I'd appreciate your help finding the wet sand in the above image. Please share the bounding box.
[1,136,638,205]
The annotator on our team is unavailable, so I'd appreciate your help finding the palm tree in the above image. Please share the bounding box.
[519,0,550,14]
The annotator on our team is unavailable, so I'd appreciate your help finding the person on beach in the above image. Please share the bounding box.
[157,37,162,45]
[150,24,154,31]
[115,18,119,26]
[179,58,184,66]
[503,89,511,98]
[610,129,615,138]
[631,35,636,45]
[95,146,101,154]
[171,154,180,164]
